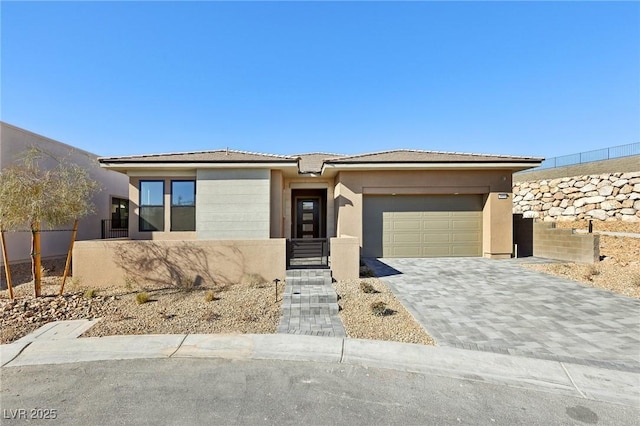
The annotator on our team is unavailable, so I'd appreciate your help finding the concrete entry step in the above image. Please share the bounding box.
[285,269,332,284]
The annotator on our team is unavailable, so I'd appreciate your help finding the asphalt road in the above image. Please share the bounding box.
[1,358,637,425]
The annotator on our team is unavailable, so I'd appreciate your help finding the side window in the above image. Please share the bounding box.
[139,181,164,231]
[171,180,196,231]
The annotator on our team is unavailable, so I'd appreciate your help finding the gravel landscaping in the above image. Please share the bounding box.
[522,234,640,299]
[1,261,432,345]
[2,220,637,345]
[333,278,434,345]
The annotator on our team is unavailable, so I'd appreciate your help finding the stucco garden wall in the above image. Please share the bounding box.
[73,239,286,288]
[513,171,640,223]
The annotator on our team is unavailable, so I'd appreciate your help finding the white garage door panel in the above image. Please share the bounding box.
[363,195,483,258]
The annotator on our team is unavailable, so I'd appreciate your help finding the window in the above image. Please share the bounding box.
[110,197,129,229]
[171,180,196,231]
[139,181,164,231]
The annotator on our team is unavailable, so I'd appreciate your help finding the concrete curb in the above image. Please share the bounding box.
[2,333,638,406]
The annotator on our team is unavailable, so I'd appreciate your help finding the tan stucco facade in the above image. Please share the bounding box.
[121,167,517,259]
[333,169,514,258]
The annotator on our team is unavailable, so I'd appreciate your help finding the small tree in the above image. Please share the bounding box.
[0,148,100,296]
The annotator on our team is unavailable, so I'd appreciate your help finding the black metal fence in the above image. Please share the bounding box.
[287,238,329,268]
[101,219,128,239]
[536,142,639,170]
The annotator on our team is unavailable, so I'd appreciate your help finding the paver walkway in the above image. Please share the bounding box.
[366,257,640,372]
[277,269,346,337]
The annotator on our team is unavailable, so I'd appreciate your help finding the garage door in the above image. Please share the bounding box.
[363,195,483,258]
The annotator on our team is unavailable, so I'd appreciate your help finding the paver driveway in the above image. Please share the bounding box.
[366,258,640,372]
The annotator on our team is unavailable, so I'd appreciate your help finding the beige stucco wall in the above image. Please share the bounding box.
[270,170,284,238]
[73,238,287,288]
[329,236,360,280]
[334,169,514,258]
[0,122,129,263]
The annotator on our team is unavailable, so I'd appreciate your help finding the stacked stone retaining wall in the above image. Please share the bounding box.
[513,171,640,222]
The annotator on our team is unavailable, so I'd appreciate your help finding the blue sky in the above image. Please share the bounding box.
[1,1,638,159]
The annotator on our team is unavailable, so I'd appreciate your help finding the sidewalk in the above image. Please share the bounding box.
[1,320,638,406]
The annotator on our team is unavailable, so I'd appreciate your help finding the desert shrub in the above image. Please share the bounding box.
[135,292,149,305]
[583,265,600,281]
[360,265,376,278]
[242,273,267,288]
[83,289,98,299]
[178,276,196,292]
[204,291,216,302]
[202,311,221,322]
[360,281,378,294]
[370,301,388,317]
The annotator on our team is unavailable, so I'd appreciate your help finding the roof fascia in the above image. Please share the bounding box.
[321,162,543,174]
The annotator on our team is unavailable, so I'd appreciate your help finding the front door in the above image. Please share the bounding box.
[296,198,320,238]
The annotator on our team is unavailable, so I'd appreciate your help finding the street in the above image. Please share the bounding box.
[1,358,637,425]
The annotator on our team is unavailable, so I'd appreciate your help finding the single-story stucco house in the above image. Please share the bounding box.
[73,149,542,286]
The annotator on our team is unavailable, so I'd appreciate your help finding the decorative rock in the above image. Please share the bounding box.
[562,187,580,194]
[621,215,640,222]
[513,170,640,222]
[586,209,607,220]
[583,195,606,204]
[600,200,622,211]
[621,171,640,179]
[619,184,633,194]
[548,207,564,216]
[598,186,614,196]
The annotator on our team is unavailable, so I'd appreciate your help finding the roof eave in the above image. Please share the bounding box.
[321,161,543,174]
[100,161,300,173]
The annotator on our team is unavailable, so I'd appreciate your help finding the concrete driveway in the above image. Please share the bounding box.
[365,257,640,372]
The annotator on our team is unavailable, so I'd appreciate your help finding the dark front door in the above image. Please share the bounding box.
[296,198,320,238]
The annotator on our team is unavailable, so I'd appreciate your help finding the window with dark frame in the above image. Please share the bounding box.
[111,197,129,229]
[171,180,196,231]
[139,180,164,232]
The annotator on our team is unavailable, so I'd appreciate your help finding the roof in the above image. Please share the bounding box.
[324,149,543,164]
[291,152,344,173]
[99,149,298,164]
[99,148,543,173]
